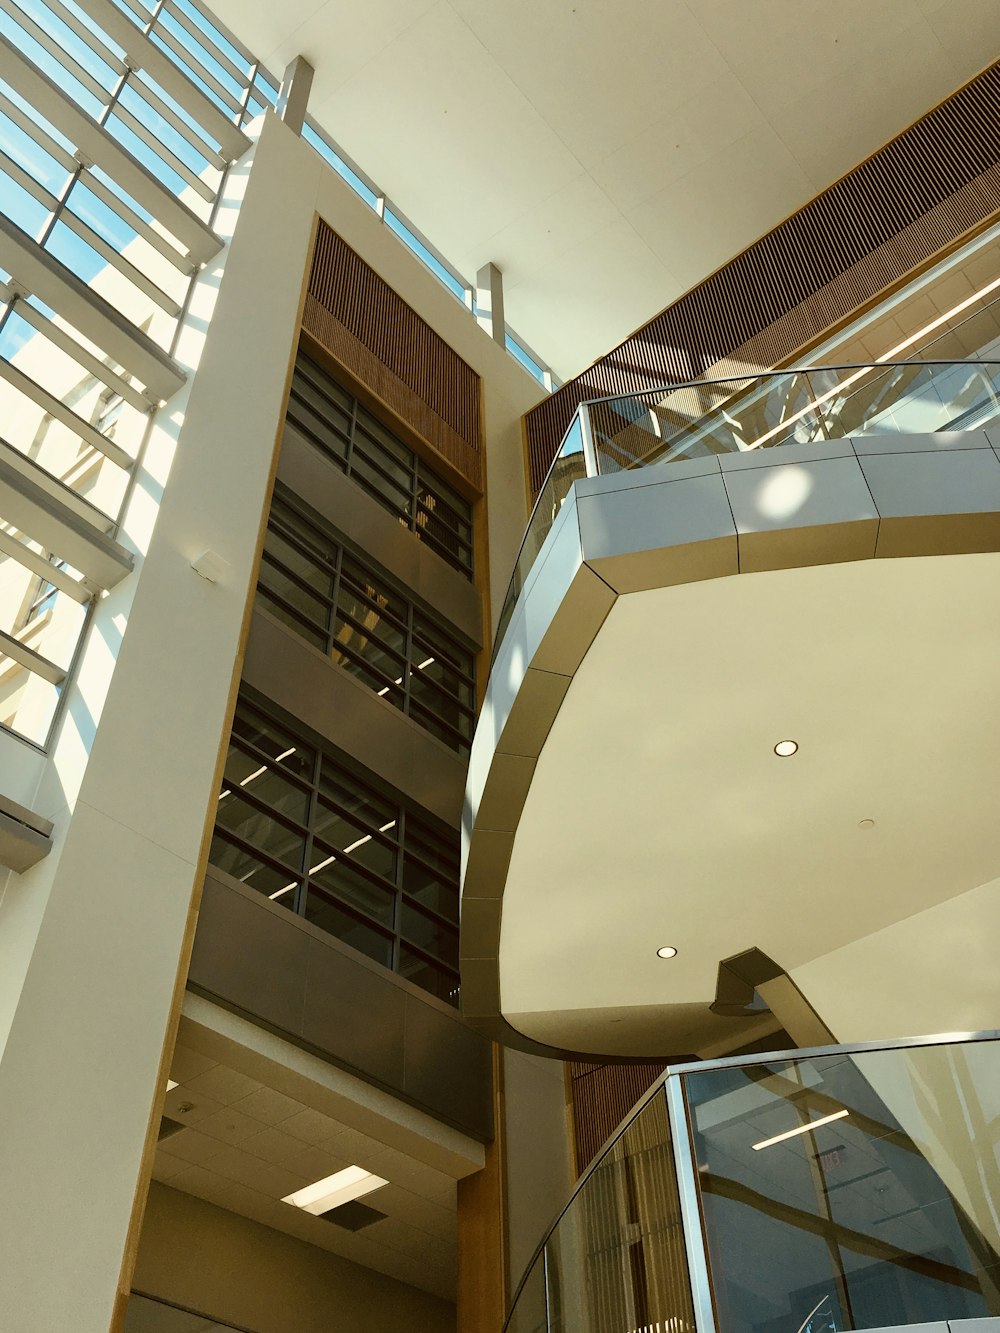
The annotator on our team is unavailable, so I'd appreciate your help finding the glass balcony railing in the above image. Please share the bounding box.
[493,357,1000,657]
[506,1031,1000,1333]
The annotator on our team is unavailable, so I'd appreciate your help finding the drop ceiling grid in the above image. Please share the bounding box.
[156,1047,458,1298]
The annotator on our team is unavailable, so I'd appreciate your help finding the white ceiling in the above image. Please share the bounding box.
[153,1038,460,1300]
[498,553,1000,1055]
[212,0,1000,378]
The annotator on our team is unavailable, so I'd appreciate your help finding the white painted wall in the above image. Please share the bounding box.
[0,116,315,1331]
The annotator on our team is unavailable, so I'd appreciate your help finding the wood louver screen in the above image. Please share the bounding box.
[304,220,483,491]
[569,1060,669,1173]
[525,60,1000,497]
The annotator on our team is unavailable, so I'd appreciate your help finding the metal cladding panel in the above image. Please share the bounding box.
[525,61,1000,497]
[304,221,483,491]
[190,872,493,1141]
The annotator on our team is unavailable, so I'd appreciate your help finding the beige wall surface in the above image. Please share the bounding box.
[135,1183,455,1333]
[503,1049,574,1292]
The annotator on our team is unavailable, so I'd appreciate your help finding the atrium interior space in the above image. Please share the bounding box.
[0,3,998,1332]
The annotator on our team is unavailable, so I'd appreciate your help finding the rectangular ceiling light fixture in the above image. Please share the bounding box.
[282,1165,388,1216]
[752,1108,849,1151]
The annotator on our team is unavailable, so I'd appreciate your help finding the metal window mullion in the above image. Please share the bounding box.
[345,393,358,480]
[118,0,154,27]
[401,597,416,722]
[0,359,133,470]
[0,290,148,415]
[57,206,181,316]
[81,168,194,275]
[260,547,335,610]
[393,805,406,970]
[44,0,129,73]
[127,75,226,170]
[86,0,250,162]
[0,626,65,685]
[109,102,216,202]
[159,0,248,88]
[0,527,90,604]
[0,0,113,104]
[0,147,59,213]
[326,544,343,660]
[301,747,324,918]
[226,735,312,791]
[665,1078,718,1333]
[409,459,421,539]
[0,90,77,173]
[148,22,242,116]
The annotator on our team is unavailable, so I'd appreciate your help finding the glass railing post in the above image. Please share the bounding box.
[665,1076,718,1333]
[579,402,599,476]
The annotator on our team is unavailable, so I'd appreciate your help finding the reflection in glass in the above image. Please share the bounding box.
[686,1043,1000,1333]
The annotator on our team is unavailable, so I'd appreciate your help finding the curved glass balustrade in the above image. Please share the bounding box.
[512,1034,1000,1327]
[506,1032,1000,1333]
[494,358,1000,657]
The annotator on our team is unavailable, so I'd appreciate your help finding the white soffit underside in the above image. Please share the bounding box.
[210,0,1000,378]
[498,554,1000,1048]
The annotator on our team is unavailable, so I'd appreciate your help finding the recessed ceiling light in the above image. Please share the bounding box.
[752,1108,849,1151]
[656,946,678,959]
[858,818,875,830]
[774,739,798,757]
[282,1165,388,1216]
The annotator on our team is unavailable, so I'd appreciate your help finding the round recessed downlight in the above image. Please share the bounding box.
[656,946,678,959]
[774,739,798,757]
[858,818,875,830]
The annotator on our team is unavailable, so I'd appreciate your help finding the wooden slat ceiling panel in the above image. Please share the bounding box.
[525,61,1000,498]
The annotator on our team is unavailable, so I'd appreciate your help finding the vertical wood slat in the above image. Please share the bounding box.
[526,61,1000,497]
[570,1061,669,1173]
[304,221,483,491]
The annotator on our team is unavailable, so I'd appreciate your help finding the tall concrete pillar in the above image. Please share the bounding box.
[0,116,318,1332]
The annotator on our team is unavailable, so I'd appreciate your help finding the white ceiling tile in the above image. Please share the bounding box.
[255,0,439,88]
[306,2,582,259]
[195,1107,266,1146]
[463,172,621,283]
[283,1142,353,1185]
[183,1065,262,1106]
[627,129,815,285]
[921,2,1000,77]
[242,1125,318,1168]
[167,1044,217,1085]
[207,0,996,377]
[230,1085,306,1126]
[281,1106,353,1145]
[504,217,681,379]
[452,0,733,166]
[590,80,769,214]
[151,1148,188,1183]
[162,1085,224,1128]
[162,1128,229,1167]
[203,1146,303,1199]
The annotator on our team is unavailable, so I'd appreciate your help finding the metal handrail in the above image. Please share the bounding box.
[576,358,1000,409]
[492,357,1000,661]
[503,1027,1000,1328]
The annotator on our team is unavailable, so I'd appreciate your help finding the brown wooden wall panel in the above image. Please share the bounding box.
[305,221,483,491]
[526,61,1000,497]
[569,1061,668,1174]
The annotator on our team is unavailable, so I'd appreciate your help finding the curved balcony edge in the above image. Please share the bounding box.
[460,428,1000,1057]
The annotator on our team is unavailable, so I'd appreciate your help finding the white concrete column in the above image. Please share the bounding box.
[276,54,315,137]
[0,115,320,1332]
[476,261,506,345]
